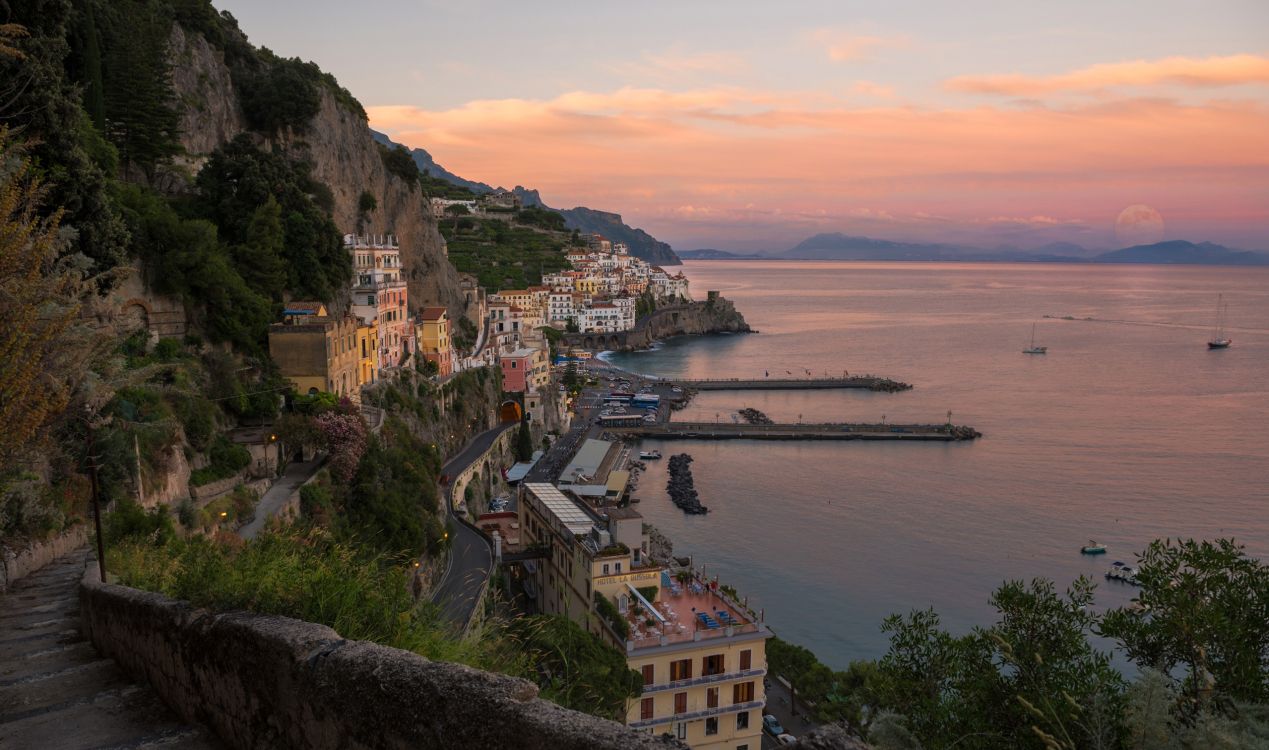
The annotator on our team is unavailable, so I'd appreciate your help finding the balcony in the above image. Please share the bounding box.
[641,667,767,694]
[628,699,765,731]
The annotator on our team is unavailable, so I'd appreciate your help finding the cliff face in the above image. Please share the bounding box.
[563,298,750,351]
[165,25,463,316]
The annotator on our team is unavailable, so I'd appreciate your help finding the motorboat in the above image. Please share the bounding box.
[1080,541,1107,555]
[1105,561,1141,585]
[639,450,662,460]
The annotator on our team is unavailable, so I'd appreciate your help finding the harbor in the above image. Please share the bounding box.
[673,376,912,392]
[607,421,981,441]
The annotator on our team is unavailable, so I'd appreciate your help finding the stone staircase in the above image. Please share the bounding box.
[0,551,220,749]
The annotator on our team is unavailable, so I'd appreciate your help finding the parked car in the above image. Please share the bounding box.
[762,715,785,736]
[777,734,798,745]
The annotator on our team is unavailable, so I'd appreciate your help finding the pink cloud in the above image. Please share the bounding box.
[807,29,907,62]
[947,54,1269,95]
[368,87,1269,249]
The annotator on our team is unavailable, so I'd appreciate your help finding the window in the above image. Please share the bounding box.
[706,687,719,708]
[737,745,749,750]
[740,649,752,670]
[733,681,755,704]
[675,723,687,740]
[602,563,609,575]
[670,659,692,681]
[703,654,725,676]
[615,561,622,573]
[736,711,750,730]
[704,717,718,736]
[642,664,655,686]
[640,697,654,720]
[674,692,687,715]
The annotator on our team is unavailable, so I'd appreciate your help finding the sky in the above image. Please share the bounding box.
[217,1,1269,252]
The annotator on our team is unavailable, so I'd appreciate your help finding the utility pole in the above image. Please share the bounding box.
[86,430,107,583]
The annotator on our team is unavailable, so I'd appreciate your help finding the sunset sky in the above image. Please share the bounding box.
[218,1,1269,252]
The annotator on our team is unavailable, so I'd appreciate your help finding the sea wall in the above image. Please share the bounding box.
[78,563,685,750]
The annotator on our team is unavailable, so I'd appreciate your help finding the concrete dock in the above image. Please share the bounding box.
[608,422,980,441]
[674,376,912,393]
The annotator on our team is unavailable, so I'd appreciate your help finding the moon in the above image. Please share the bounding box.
[1114,205,1165,247]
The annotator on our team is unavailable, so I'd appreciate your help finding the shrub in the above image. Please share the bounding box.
[105,498,174,547]
[190,434,252,486]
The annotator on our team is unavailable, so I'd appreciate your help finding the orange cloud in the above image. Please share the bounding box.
[947,54,1269,95]
[368,88,1269,248]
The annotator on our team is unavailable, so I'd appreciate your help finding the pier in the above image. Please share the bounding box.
[673,376,912,393]
[610,422,980,442]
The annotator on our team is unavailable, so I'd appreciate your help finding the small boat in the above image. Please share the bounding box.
[1080,541,1107,555]
[1105,561,1140,585]
[1023,323,1047,354]
[639,450,662,460]
[1207,294,1232,349]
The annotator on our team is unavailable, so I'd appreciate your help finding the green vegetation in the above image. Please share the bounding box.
[636,585,658,602]
[440,214,571,289]
[515,418,533,462]
[513,614,643,721]
[189,434,252,486]
[593,591,629,639]
[377,141,420,185]
[767,538,1269,750]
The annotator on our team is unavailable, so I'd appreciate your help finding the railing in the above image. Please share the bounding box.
[627,620,762,650]
[628,699,765,730]
[640,667,767,694]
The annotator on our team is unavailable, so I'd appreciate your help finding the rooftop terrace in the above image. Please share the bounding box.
[622,570,763,651]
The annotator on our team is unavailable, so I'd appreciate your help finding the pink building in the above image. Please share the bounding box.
[346,234,412,369]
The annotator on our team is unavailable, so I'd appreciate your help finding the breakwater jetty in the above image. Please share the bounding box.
[616,422,981,442]
[677,376,912,393]
[738,408,773,425]
[667,453,708,514]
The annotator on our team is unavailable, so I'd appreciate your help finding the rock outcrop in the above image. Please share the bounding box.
[165,24,464,317]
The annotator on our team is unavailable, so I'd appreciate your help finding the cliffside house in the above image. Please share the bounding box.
[417,306,453,378]
[499,347,548,394]
[346,234,412,370]
[518,483,770,750]
[268,303,360,401]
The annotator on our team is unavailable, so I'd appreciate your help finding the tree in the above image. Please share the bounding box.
[0,131,81,466]
[234,195,287,300]
[97,0,181,176]
[516,417,533,462]
[1100,538,1269,712]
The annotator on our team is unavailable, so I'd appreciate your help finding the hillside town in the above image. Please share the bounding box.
[266,231,691,423]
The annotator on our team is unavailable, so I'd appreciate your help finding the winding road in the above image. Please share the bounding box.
[430,422,516,629]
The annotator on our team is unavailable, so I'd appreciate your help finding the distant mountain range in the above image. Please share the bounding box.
[680,234,1269,266]
[371,131,680,265]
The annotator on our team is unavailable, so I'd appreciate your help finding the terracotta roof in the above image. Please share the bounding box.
[420,306,447,321]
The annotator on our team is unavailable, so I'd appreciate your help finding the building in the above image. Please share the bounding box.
[355,318,379,386]
[518,484,770,750]
[417,306,454,377]
[346,234,412,370]
[268,304,360,401]
[499,347,548,394]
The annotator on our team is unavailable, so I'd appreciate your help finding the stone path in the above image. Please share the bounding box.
[0,551,220,749]
[237,455,323,541]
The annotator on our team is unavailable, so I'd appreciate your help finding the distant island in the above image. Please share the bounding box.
[682,233,1269,266]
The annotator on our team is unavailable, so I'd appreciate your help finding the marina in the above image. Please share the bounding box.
[608,421,980,441]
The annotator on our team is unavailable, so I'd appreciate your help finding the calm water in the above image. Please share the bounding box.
[604,261,1269,669]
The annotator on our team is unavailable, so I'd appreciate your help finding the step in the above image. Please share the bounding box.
[0,628,81,661]
[0,600,76,622]
[0,640,97,682]
[0,659,128,722]
[0,682,219,749]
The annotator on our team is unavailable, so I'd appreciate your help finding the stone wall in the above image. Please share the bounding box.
[78,564,686,750]
[1,525,88,593]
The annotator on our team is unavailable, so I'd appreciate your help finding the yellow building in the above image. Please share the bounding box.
[417,306,453,377]
[268,304,359,401]
[356,318,379,386]
[518,484,770,750]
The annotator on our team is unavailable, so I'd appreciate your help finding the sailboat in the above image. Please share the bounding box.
[1023,323,1047,354]
[1208,295,1231,349]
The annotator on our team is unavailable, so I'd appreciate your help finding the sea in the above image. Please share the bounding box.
[602,260,1269,670]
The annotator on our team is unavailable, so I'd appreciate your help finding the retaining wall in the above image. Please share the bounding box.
[78,563,686,750]
[1,525,88,593]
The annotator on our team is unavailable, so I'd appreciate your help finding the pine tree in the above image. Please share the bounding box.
[234,195,288,300]
[516,417,533,462]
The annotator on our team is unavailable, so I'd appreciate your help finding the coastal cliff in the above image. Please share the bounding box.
[564,297,751,352]
[165,23,464,316]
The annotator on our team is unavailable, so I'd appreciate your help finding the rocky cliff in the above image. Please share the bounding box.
[165,24,464,316]
[626,297,750,349]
